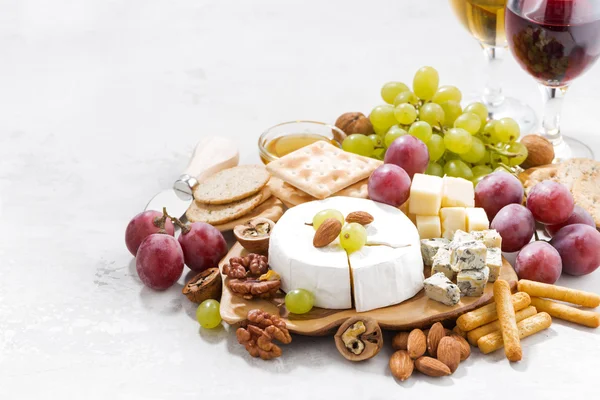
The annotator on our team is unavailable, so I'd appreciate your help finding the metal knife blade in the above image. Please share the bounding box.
[145,189,192,220]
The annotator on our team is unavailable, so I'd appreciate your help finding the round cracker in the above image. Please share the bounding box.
[519,164,558,195]
[186,189,265,225]
[556,158,600,190]
[572,171,600,227]
[193,165,270,205]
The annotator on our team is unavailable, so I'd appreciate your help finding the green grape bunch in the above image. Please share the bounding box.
[336,66,529,185]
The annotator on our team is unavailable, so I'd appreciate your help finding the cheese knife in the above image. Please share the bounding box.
[145,137,239,219]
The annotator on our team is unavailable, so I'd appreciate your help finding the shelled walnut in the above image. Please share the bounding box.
[227,273,281,300]
[223,254,268,279]
[236,309,292,360]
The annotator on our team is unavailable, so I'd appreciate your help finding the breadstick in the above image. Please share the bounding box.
[518,280,600,308]
[452,325,467,338]
[467,306,537,346]
[494,280,522,361]
[478,312,552,354]
[530,297,600,328]
[456,292,531,332]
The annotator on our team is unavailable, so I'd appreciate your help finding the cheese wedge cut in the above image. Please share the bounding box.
[268,197,424,311]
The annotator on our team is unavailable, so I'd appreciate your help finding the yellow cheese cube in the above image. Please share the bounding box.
[416,215,441,239]
[440,207,466,239]
[408,173,443,216]
[442,176,475,208]
[466,207,489,232]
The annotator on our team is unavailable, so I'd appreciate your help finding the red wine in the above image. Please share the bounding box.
[506,1,600,86]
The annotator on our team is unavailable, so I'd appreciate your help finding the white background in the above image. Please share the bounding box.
[1,0,599,398]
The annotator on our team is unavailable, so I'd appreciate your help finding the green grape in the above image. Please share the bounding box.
[408,121,432,143]
[312,209,344,230]
[372,147,386,160]
[369,104,397,131]
[474,150,492,166]
[368,134,383,148]
[494,117,520,142]
[444,159,473,180]
[460,136,485,163]
[426,162,444,177]
[490,152,509,169]
[394,103,417,125]
[432,85,462,104]
[342,134,374,156]
[506,142,528,166]
[339,222,367,254]
[454,112,481,135]
[444,151,460,161]
[393,91,419,106]
[463,102,488,123]
[444,128,473,154]
[440,100,462,127]
[196,299,222,329]
[381,82,410,104]
[481,120,497,143]
[384,126,408,147]
[472,165,493,177]
[285,289,315,314]
[426,133,445,161]
[373,124,389,136]
[413,66,439,100]
[419,103,445,127]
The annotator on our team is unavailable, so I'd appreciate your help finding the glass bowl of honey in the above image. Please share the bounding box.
[258,121,346,164]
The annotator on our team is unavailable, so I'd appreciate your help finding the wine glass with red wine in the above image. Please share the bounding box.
[506,0,600,160]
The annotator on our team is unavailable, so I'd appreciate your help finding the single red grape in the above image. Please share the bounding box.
[545,205,595,237]
[383,135,429,179]
[125,210,174,256]
[136,234,184,290]
[367,164,411,207]
[178,222,228,272]
[490,204,535,252]
[526,181,574,224]
[550,224,600,276]
[515,241,562,284]
[475,171,524,221]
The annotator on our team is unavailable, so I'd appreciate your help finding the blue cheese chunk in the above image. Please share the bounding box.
[424,272,461,306]
[449,240,487,271]
[470,229,502,249]
[452,229,474,243]
[486,247,502,282]
[457,267,490,297]
[420,238,450,266]
[431,248,457,280]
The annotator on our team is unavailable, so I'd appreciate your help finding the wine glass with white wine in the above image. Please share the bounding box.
[450,0,537,133]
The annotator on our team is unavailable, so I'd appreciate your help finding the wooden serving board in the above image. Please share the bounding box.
[219,243,518,336]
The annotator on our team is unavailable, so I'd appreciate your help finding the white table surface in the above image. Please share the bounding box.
[1,1,599,398]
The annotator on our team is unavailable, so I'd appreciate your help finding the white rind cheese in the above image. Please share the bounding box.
[424,272,461,306]
[457,267,490,297]
[431,248,457,280]
[486,247,502,282]
[420,238,450,265]
[268,197,424,311]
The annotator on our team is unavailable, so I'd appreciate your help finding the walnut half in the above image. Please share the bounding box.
[236,309,292,360]
[334,316,383,362]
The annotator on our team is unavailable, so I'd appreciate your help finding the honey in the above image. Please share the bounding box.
[261,133,339,163]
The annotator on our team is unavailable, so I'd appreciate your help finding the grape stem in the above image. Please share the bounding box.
[485,144,520,159]
[153,207,172,234]
[170,214,190,234]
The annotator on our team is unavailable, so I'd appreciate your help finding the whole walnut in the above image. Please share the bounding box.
[520,134,555,168]
[335,112,374,136]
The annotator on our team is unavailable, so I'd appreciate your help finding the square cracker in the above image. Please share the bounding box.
[266,141,381,199]
[268,177,369,206]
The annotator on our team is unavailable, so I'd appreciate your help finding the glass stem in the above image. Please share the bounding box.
[481,45,505,107]
[539,85,568,145]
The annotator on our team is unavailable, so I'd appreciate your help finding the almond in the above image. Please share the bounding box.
[389,350,413,381]
[437,337,461,373]
[345,211,374,225]
[450,333,471,361]
[407,329,426,359]
[452,325,467,338]
[414,356,451,377]
[392,331,410,350]
[427,322,446,358]
[313,218,342,248]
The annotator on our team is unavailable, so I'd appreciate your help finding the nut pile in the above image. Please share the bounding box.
[223,254,281,300]
[237,309,292,360]
[389,322,470,380]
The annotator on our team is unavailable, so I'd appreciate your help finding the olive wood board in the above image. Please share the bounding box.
[219,242,518,336]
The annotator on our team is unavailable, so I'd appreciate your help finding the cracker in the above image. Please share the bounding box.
[193,165,270,205]
[572,170,600,227]
[556,158,600,190]
[213,197,284,231]
[266,141,381,200]
[519,164,558,195]
[268,177,369,206]
[186,187,270,225]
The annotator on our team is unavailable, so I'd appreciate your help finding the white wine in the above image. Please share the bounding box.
[450,0,507,47]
